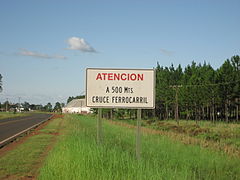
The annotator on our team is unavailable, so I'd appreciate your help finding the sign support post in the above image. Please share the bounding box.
[97,108,103,144]
[136,108,142,160]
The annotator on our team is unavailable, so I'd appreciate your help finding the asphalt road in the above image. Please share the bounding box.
[0,113,52,144]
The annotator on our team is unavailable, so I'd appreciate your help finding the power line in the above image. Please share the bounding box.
[169,79,240,122]
[169,79,240,88]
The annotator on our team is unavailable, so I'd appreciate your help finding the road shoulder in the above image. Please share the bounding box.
[0,114,64,180]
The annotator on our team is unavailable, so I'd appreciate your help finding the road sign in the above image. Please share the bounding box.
[86,68,155,109]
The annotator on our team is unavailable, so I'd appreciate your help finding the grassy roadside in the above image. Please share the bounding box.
[0,115,64,179]
[118,118,240,155]
[155,119,240,147]
[39,114,240,180]
[0,112,28,120]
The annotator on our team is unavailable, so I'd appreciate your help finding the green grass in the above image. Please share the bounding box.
[0,134,53,179]
[120,118,240,148]
[0,112,28,120]
[39,115,240,180]
[0,117,63,179]
[159,120,240,148]
[39,116,63,134]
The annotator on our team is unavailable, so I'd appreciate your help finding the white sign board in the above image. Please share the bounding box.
[86,68,155,109]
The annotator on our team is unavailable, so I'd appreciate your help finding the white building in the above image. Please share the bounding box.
[62,99,91,114]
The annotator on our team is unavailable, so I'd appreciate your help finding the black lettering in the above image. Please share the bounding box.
[144,97,148,103]
[92,96,109,103]
[132,97,135,103]
[136,97,139,103]
[129,97,132,103]
[106,87,110,93]
[125,97,129,103]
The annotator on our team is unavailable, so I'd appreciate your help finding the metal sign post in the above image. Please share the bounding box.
[97,108,103,144]
[136,109,142,160]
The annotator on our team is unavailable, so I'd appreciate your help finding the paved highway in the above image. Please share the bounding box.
[0,113,52,145]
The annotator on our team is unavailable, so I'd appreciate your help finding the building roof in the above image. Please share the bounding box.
[65,99,86,108]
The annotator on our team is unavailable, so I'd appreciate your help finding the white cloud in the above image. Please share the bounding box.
[160,48,174,56]
[19,49,67,60]
[66,37,96,53]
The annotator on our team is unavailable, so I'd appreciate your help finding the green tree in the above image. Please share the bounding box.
[3,100,9,111]
[67,95,85,103]
[44,102,53,112]
[155,56,240,123]
[217,60,235,122]
[22,102,30,111]
[230,55,240,122]
[155,63,172,120]
[67,96,74,103]
[54,102,62,113]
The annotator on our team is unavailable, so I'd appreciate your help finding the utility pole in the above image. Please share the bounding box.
[18,97,21,112]
[6,98,8,112]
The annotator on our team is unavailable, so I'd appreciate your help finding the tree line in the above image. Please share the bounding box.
[0,74,63,113]
[67,95,85,104]
[155,55,240,123]
[0,101,63,113]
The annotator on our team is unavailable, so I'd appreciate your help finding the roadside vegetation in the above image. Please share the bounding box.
[39,114,240,180]
[152,119,240,147]
[0,115,64,179]
[0,112,28,120]
[111,118,240,158]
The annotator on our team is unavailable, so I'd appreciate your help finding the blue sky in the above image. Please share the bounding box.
[0,0,240,105]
